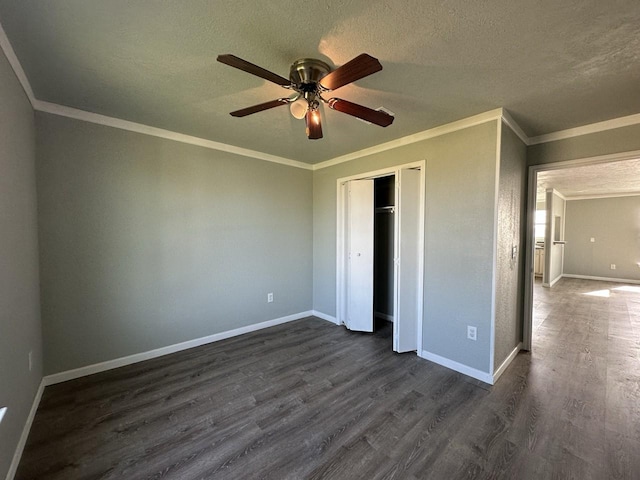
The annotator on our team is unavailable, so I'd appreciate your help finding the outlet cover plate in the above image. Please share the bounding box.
[467,326,477,341]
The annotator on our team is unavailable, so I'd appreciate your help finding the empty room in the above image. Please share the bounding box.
[1,1,639,479]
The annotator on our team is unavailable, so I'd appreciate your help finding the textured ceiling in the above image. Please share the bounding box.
[1,0,640,163]
[537,158,640,203]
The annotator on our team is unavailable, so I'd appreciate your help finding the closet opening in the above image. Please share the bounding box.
[374,175,395,335]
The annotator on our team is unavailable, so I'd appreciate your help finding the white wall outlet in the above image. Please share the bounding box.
[28,350,33,371]
[590,237,595,243]
[610,264,616,270]
[467,326,477,341]
[267,292,274,303]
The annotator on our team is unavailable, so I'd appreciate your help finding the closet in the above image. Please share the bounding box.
[337,161,424,354]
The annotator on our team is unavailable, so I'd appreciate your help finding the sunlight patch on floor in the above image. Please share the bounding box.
[612,285,640,294]
[583,289,611,297]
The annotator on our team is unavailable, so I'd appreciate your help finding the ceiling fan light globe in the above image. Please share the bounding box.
[290,98,308,119]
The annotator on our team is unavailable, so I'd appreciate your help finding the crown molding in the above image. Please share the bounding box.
[529,112,640,145]
[34,100,312,170]
[4,15,511,171]
[546,188,567,201]
[0,20,35,106]
[1,23,310,170]
[564,191,640,201]
[501,110,530,146]
[4,20,640,169]
[312,108,506,170]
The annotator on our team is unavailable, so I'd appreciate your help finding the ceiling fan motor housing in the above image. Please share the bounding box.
[289,58,331,92]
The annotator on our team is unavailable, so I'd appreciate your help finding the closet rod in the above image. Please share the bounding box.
[375,206,395,214]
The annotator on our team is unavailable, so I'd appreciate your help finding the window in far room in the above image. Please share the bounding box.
[534,210,546,240]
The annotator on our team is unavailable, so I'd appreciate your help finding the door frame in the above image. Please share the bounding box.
[522,149,640,351]
[336,160,426,353]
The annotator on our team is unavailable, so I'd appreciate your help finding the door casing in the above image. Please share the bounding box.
[336,160,426,354]
[523,149,640,351]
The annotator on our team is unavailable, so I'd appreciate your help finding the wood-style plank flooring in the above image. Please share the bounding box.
[17,278,640,479]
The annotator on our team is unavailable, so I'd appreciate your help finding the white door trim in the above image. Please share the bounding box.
[522,149,640,351]
[336,160,425,353]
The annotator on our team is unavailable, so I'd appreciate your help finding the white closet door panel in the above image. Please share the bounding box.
[347,179,374,332]
[394,168,421,352]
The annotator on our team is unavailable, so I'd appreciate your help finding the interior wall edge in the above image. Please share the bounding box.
[311,310,339,325]
[489,118,502,375]
[493,342,522,381]
[419,350,494,385]
[0,40,43,480]
[4,380,45,480]
[494,124,527,368]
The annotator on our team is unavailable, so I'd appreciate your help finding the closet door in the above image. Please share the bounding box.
[394,168,421,352]
[346,179,374,332]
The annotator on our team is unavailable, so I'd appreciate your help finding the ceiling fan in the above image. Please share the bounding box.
[217,53,394,140]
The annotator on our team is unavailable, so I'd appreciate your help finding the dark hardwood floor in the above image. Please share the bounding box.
[16,278,640,479]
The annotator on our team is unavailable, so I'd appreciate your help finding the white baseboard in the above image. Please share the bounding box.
[549,275,563,287]
[419,350,494,385]
[562,274,640,285]
[6,380,45,480]
[374,312,394,322]
[493,342,522,384]
[44,311,313,386]
[311,310,339,325]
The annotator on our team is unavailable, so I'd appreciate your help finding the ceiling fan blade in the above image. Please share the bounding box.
[217,54,291,87]
[319,54,382,91]
[327,98,394,127]
[305,109,323,139]
[229,98,290,117]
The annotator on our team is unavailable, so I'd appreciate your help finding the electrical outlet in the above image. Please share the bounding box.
[467,326,477,341]
[28,351,33,371]
[267,293,274,303]
[590,237,595,243]
[610,264,616,270]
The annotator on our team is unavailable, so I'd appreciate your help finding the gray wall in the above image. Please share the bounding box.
[545,190,565,285]
[528,124,640,166]
[0,51,42,478]
[36,113,313,375]
[494,123,527,371]
[313,121,498,374]
[564,196,640,281]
